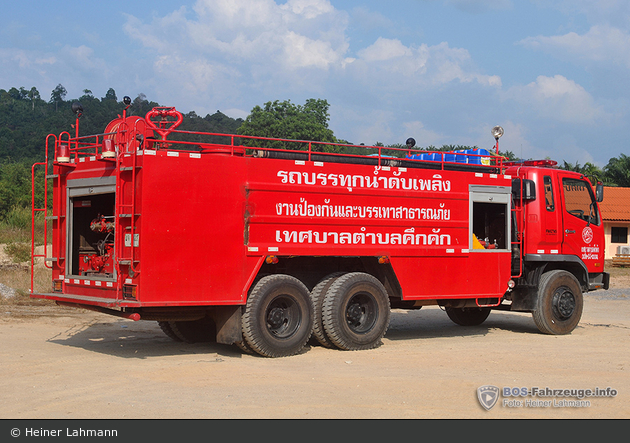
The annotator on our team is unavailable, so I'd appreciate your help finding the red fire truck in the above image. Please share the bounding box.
[31,99,609,357]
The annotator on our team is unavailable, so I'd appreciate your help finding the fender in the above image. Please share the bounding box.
[524,254,588,289]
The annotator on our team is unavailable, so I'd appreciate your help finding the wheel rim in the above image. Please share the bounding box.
[265,295,301,339]
[552,287,576,319]
[345,292,377,334]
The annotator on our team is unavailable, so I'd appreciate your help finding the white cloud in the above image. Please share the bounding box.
[183,0,348,70]
[125,1,499,87]
[280,0,335,19]
[520,25,630,68]
[282,31,343,69]
[358,38,413,62]
[352,38,500,89]
[445,0,512,14]
[120,0,501,122]
[504,75,605,124]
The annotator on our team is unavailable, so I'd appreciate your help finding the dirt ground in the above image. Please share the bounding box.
[1,270,628,419]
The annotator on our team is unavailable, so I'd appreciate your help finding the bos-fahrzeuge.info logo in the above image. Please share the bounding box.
[477,385,618,410]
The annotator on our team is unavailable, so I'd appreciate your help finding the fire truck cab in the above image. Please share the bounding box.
[31,102,608,357]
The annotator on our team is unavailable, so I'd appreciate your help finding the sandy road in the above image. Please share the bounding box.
[0,291,628,420]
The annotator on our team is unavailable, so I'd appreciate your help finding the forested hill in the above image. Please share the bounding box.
[3,85,630,188]
[0,85,243,163]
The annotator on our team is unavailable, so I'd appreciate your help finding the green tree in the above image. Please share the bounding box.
[603,154,630,187]
[50,84,67,111]
[0,160,38,217]
[28,87,41,110]
[129,93,160,117]
[103,88,117,101]
[237,99,339,151]
[559,160,604,185]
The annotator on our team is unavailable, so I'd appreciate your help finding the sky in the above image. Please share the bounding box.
[1,0,629,167]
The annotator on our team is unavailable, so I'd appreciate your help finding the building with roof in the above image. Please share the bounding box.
[599,187,630,259]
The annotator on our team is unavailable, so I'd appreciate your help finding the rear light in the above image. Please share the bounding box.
[57,144,70,163]
[265,255,279,264]
[123,285,138,300]
[53,279,63,292]
[378,256,390,264]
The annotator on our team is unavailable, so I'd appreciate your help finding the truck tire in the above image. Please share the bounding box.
[234,339,255,355]
[322,272,390,351]
[157,321,183,342]
[242,274,314,358]
[310,272,345,348]
[532,270,583,335]
[166,317,217,343]
[445,307,491,326]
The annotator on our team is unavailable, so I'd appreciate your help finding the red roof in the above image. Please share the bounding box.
[599,187,630,221]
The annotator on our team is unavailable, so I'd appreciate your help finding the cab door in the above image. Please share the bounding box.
[540,174,563,252]
[557,173,603,272]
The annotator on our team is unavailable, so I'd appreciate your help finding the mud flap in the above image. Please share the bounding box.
[214,305,243,345]
[509,287,537,311]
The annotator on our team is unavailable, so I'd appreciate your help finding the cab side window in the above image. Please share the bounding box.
[544,176,554,211]
[562,178,600,225]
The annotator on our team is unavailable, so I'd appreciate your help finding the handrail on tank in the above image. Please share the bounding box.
[140,127,506,171]
[47,105,506,172]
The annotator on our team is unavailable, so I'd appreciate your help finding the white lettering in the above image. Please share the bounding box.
[274,200,451,221]
[274,229,451,246]
[277,168,452,193]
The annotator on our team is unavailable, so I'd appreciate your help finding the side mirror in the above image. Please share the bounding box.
[596,183,604,202]
[512,178,536,200]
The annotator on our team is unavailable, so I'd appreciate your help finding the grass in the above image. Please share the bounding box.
[0,206,49,267]
[1,206,52,304]
[0,266,52,302]
[0,206,48,245]
[5,242,31,263]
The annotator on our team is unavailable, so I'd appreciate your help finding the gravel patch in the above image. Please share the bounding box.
[0,283,17,299]
[588,287,630,299]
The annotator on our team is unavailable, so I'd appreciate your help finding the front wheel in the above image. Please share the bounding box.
[242,275,314,358]
[445,307,491,326]
[322,272,390,351]
[532,270,583,335]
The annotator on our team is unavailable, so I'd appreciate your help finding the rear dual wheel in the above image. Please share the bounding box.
[310,272,345,348]
[241,274,314,358]
[321,272,390,351]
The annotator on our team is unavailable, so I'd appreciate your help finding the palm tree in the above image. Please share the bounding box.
[603,154,630,187]
[604,154,630,187]
[560,160,604,185]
